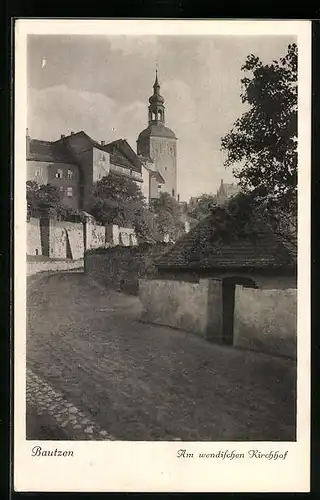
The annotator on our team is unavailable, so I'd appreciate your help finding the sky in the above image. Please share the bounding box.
[27,34,295,201]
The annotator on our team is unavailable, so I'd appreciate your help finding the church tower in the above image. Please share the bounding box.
[137,71,177,198]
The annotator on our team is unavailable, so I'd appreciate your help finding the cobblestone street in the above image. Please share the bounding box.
[27,369,115,440]
[27,270,296,441]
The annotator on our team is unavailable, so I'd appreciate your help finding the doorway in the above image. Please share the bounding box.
[222,276,258,345]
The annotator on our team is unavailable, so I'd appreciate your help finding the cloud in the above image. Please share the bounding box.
[109,35,161,59]
[28,85,146,149]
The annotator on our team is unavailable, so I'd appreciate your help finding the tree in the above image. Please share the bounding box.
[221,43,297,216]
[152,192,185,240]
[187,194,218,222]
[27,181,61,219]
[89,175,153,238]
[26,181,80,221]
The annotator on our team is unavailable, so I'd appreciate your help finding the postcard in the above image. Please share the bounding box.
[14,19,311,492]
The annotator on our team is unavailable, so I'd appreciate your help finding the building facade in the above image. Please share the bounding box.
[27,130,144,211]
[137,71,178,200]
[215,179,240,205]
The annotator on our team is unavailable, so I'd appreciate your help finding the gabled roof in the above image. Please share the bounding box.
[216,182,241,202]
[103,139,142,173]
[155,206,297,271]
[28,131,143,173]
[27,139,77,164]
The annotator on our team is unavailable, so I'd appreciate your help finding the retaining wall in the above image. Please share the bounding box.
[84,243,171,294]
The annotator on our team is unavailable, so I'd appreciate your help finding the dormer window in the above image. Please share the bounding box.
[55,169,63,179]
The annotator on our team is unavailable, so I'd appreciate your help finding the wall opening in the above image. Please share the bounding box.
[222,276,258,345]
[66,230,72,259]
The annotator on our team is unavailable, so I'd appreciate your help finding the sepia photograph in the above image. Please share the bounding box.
[14,19,310,493]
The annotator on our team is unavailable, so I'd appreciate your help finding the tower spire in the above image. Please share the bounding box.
[153,68,160,94]
[148,70,165,125]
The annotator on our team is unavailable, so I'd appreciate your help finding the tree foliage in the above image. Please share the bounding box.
[89,175,148,229]
[221,43,297,215]
[26,181,80,221]
[187,194,218,222]
[152,192,185,240]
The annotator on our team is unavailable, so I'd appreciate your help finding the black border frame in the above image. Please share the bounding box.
[2,9,318,500]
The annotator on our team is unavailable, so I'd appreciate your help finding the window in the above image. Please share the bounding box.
[59,186,64,192]
[35,168,41,177]
[67,187,73,197]
[101,154,105,161]
[55,169,63,179]
[67,170,73,179]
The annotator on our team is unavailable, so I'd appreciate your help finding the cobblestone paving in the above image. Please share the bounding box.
[27,369,116,440]
[27,271,296,441]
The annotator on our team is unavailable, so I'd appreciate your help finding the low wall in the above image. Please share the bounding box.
[234,286,297,358]
[84,243,171,294]
[27,259,84,276]
[139,278,210,337]
[27,218,42,256]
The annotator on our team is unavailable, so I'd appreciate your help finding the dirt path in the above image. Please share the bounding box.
[27,270,296,441]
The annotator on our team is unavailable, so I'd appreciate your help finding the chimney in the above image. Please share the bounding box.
[177,194,180,202]
[101,140,105,146]
[61,134,65,139]
[70,131,74,135]
[221,179,223,185]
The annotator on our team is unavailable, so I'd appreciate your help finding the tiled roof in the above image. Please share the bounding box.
[27,139,77,164]
[155,207,297,270]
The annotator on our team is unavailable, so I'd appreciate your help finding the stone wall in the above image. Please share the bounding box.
[234,286,297,358]
[84,243,171,294]
[46,220,84,260]
[27,218,42,256]
[28,218,138,259]
[138,277,296,358]
[139,278,211,337]
[85,223,106,251]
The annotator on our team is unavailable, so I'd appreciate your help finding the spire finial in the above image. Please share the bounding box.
[154,69,159,88]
